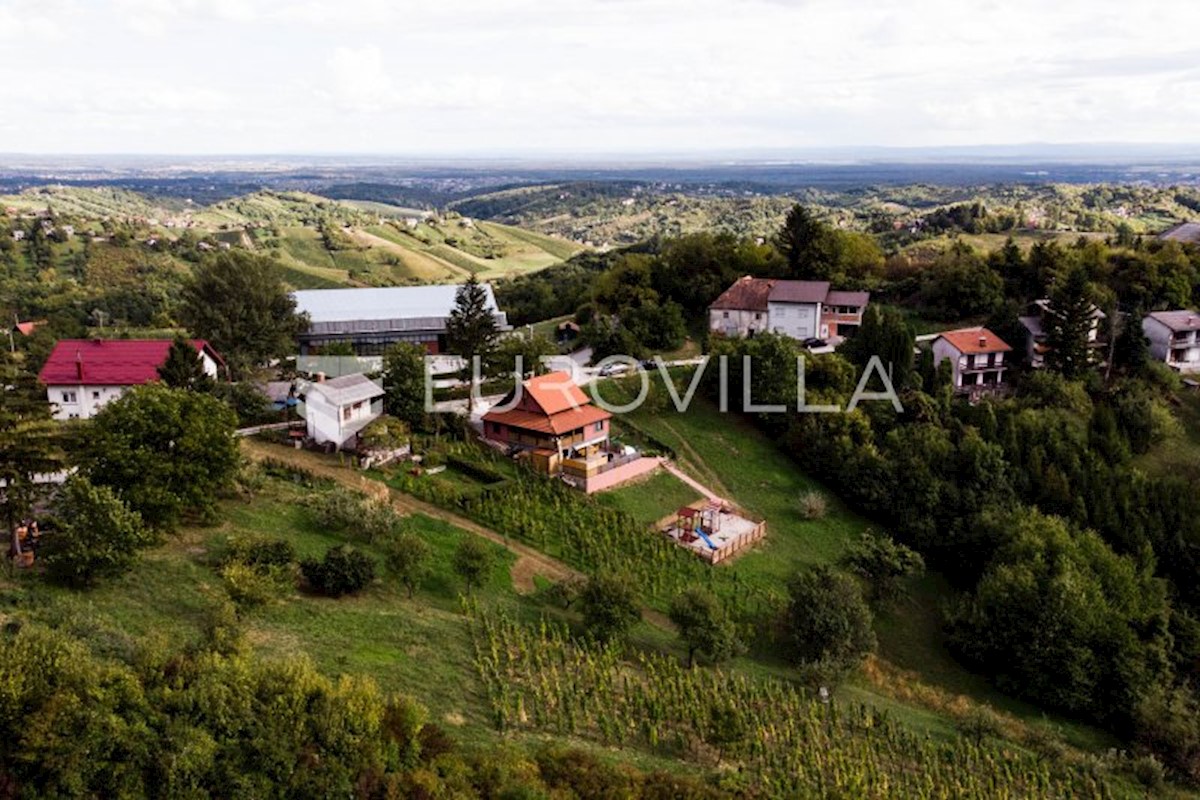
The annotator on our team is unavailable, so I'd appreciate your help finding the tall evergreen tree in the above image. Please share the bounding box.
[774,204,834,279]
[445,273,500,413]
[157,335,214,390]
[841,305,915,389]
[0,354,63,559]
[1044,265,1096,379]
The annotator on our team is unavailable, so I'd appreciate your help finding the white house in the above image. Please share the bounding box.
[1018,298,1107,369]
[932,327,1012,395]
[1143,310,1200,373]
[38,339,223,421]
[708,276,869,343]
[301,373,385,450]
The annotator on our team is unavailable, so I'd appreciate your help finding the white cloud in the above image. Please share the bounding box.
[1,0,1198,153]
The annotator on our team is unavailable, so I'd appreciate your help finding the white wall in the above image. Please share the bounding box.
[46,384,127,420]
[767,301,820,340]
[304,391,382,449]
[1144,316,1200,372]
[708,308,768,338]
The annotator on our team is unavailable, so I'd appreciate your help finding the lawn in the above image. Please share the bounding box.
[595,469,701,526]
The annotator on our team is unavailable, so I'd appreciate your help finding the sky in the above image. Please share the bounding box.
[0,0,1198,155]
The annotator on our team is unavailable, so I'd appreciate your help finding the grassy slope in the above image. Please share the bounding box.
[594,375,1119,749]
[595,470,702,526]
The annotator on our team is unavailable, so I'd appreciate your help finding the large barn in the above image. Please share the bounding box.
[293,284,510,355]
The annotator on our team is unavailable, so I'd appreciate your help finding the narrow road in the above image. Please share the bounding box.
[240,439,579,592]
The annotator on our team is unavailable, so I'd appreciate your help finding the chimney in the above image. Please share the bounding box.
[979,336,987,348]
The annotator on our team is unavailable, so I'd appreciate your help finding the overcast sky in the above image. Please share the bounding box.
[1,0,1198,155]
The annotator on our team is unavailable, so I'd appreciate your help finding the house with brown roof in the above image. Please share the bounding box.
[481,371,613,478]
[932,327,1012,395]
[708,276,869,343]
[1143,310,1200,373]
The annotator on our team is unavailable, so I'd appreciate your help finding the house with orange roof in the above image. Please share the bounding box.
[481,371,614,478]
[931,327,1012,395]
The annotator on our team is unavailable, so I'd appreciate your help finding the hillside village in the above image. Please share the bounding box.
[4,185,1200,798]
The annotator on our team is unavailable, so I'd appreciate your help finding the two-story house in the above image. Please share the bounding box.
[38,338,223,421]
[1018,298,1107,369]
[708,276,869,343]
[1142,310,1200,373]
[931,327,1012,395]
[481,371,613,478]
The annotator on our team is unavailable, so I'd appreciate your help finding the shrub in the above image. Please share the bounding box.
[41,476,153,587]
[798,490,828,520]
[222,534,296,570]
[301,545,376,597]
[451,537,493,593]
[785,565,875,677]
[578,573,641,644]
[308,488,368,530]
[221,562,292,610]
[421,450,446,469]
[382,532,431,599]
[956,704,1003,746]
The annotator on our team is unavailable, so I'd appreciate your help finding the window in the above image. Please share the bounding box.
[343,406,352,421]
[754,312,762,320]
[722,311,729,319]
[593,421,603,432]
[92,391,101,400]
[62,391,77,403]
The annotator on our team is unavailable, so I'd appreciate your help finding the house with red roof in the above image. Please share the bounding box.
[931,327,1012,395]
[38,339,223,420]
[481,371,613,478]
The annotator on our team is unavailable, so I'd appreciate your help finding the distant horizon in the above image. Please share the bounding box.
[3,142,1200,170]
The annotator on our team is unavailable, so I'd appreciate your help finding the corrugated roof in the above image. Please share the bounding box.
[937,327,1012,355]
[38,339,221,386]
[304,373,384,406]
[825,290,870,307]
[768,280,832,304]
[293,284,504,324]
[709,276,776,311]
[1147,310,1200,332]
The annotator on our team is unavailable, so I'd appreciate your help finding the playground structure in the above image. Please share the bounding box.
[661,500,766,565]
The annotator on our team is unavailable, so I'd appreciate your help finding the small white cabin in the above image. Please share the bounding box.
[302,373,384,450]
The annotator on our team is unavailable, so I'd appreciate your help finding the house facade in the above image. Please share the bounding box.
[932,328,1012,394]
[301,373,385,450]
[1143,310,1200,373]
[38,339,223,421]
[1018,298,1107,369]
[293,284,510,356]
[708,276,869,343]
[481,372,613,478]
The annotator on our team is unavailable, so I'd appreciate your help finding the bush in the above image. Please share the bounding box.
[41,476,153,587]
[421,450,446,469]
[956,704,1004,746]
[221,562,292,609]
[578,573,641,644]
[451,537,493,593]
[301,545,377,597]
[222,534,296,570]
[308,488,368,530]
[785,565,875,677]
[798,490,828,520]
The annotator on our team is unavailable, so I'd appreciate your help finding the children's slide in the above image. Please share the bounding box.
[695,528,718,550]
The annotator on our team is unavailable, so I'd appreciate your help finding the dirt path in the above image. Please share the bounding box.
[241,439,578,592]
